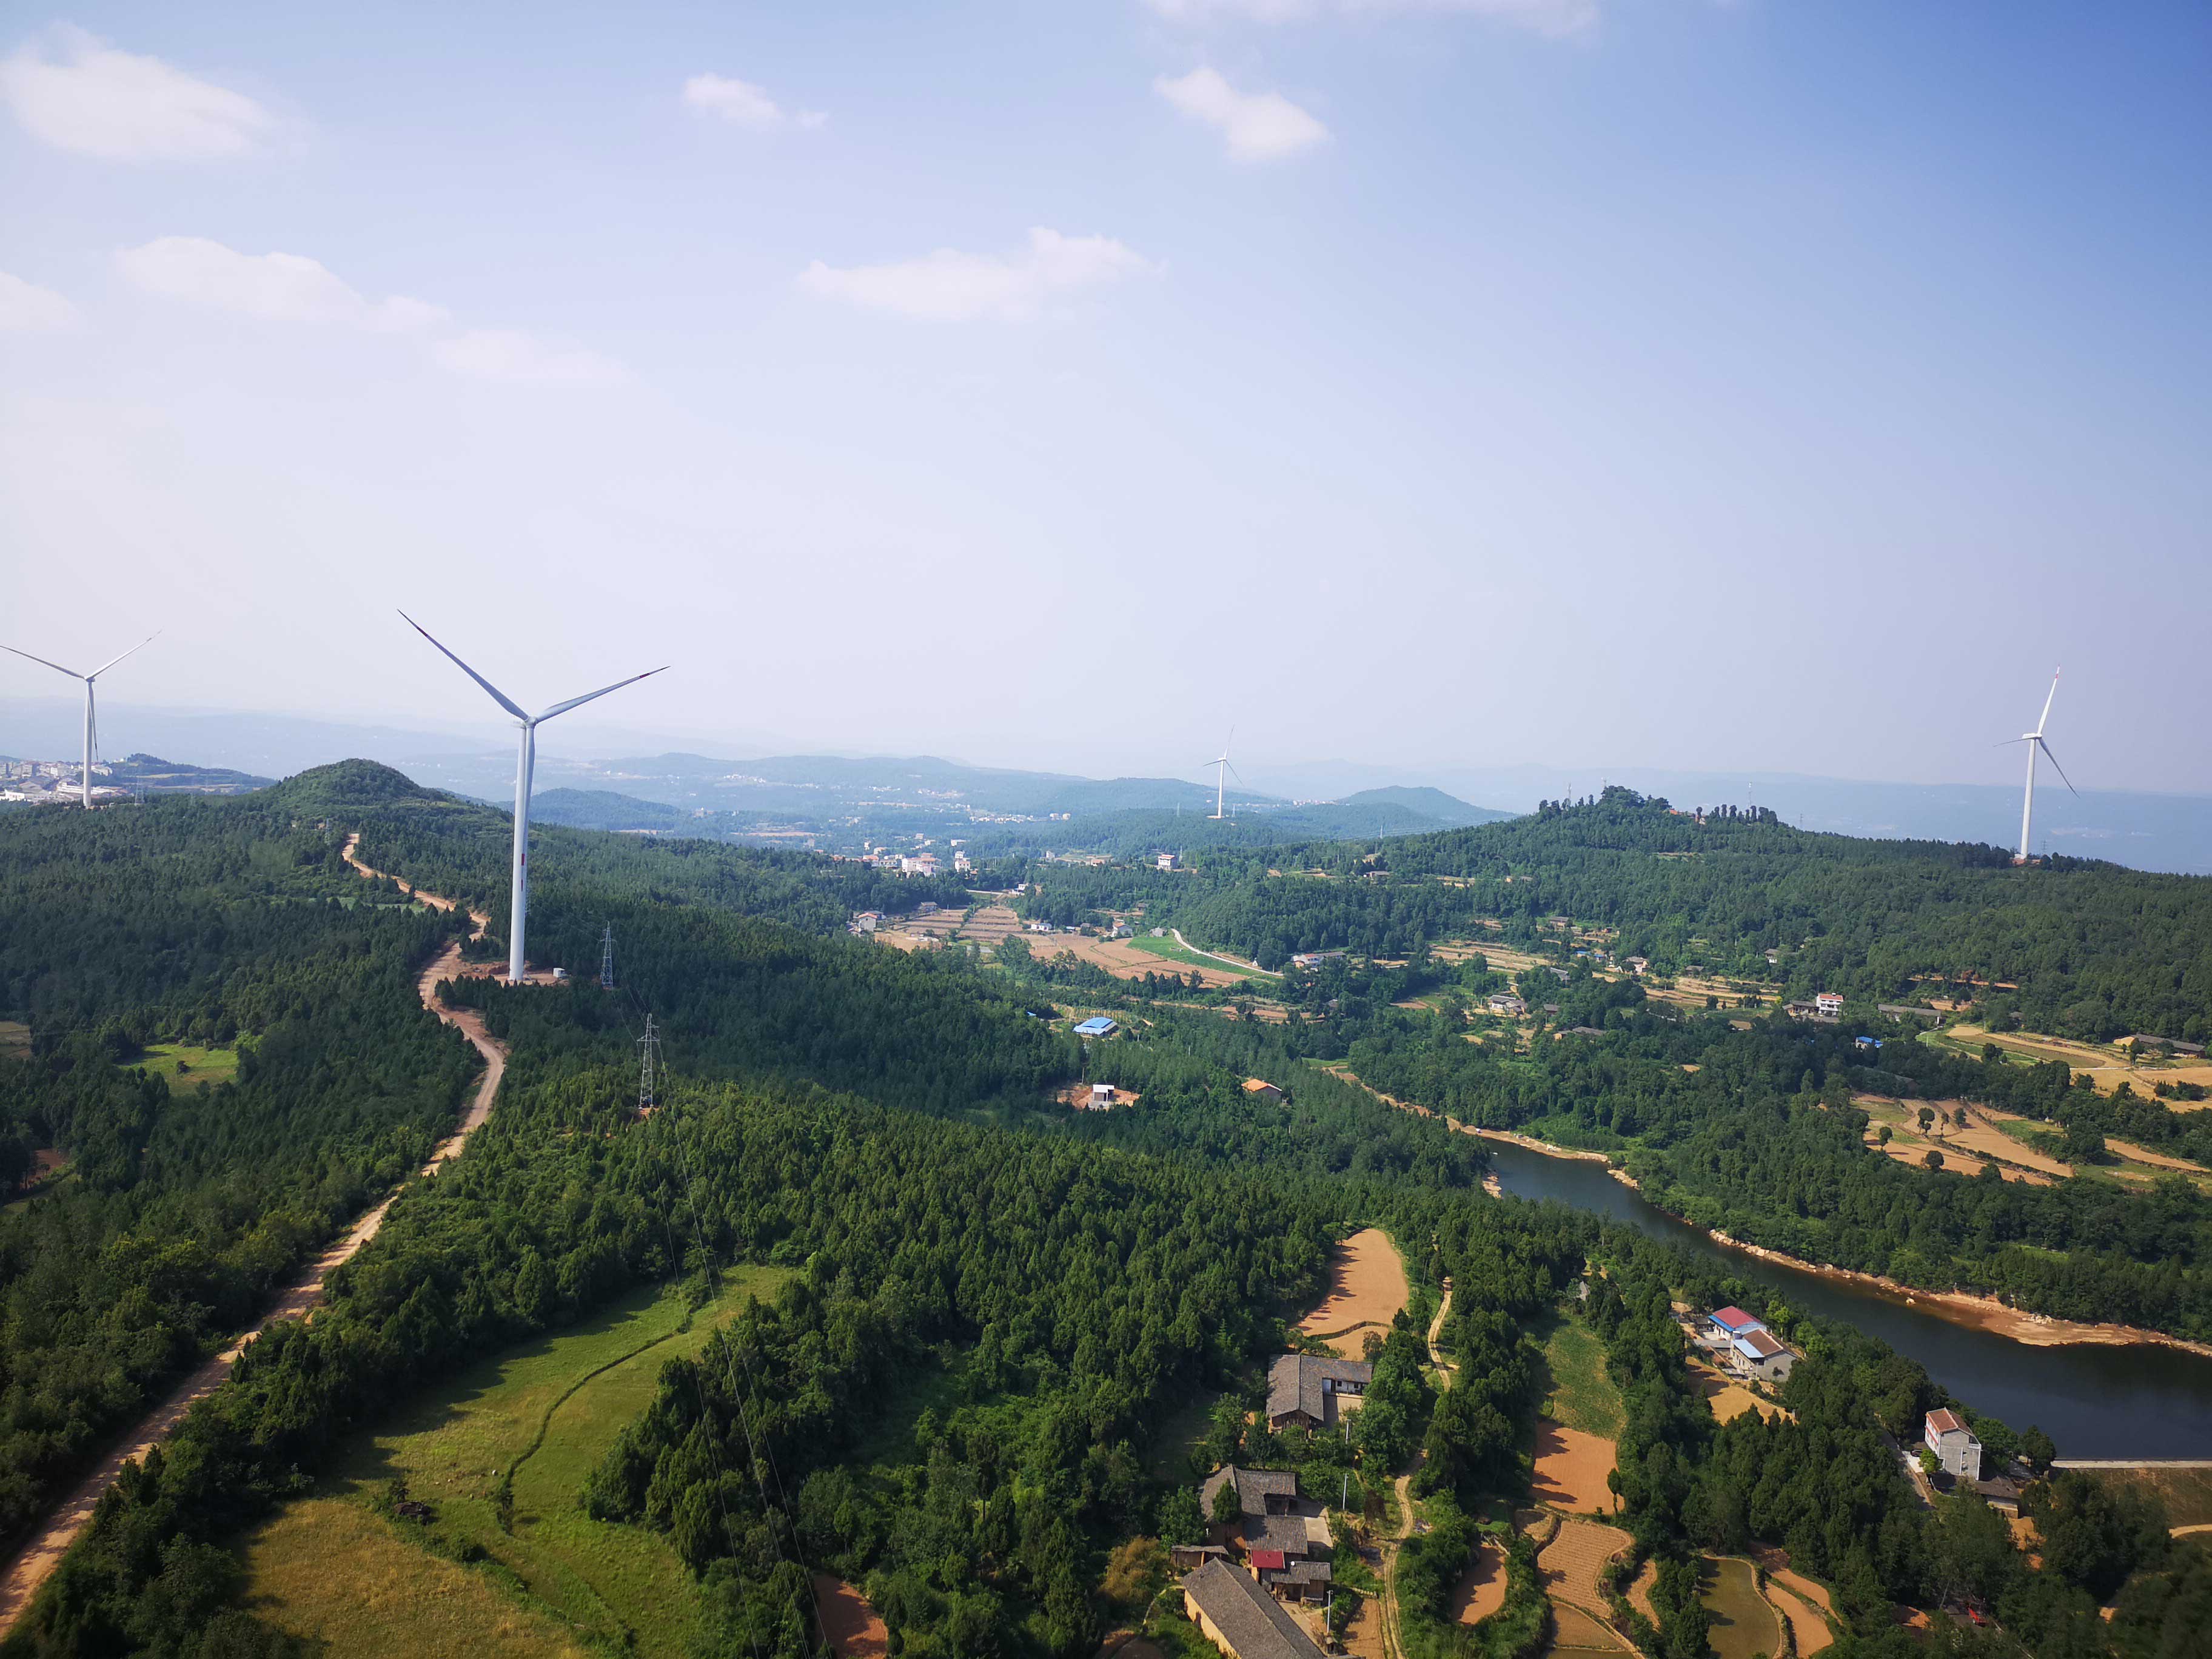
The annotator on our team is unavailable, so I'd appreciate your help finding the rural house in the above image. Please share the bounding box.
[1487,993,1526,1016]
[1084,1083,1116,1110]
[1266,1353,1373,1431]
[1707,1307,1766,1342]
[1925,1409,1983,1480]
[1732,1327,1794,1381]
[1244,1078,1284,1104]
[1815,991,1845,1018]
[1199,1464,1299,1523]
[1181,1559,1328,1659]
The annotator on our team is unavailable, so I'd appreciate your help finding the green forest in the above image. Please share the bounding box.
[0,763,2205,1659]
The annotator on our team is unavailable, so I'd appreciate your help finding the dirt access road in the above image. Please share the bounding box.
[0,837,507,1639]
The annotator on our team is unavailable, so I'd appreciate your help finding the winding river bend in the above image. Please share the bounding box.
[1486,1138,2212,1460]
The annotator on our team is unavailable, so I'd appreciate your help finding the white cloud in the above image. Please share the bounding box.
[1,25,273,160]
[116,237,446,331]
[1144,0,1600,40]
[0,271,80,332]
[432,330,628,386]
[799,229,1159,323]
[1155,68,1327,161]
[682,72,825,130]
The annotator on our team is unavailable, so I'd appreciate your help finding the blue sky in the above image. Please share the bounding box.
[3,1,2208,789]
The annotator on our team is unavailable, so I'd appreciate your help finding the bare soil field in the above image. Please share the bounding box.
[0,1021,29,1059]
[1686,1356,1782,1424]
[1766,1578,1834,1655]
[1537,1517,1632,1615]
[814,1577,889,1659]
[1449,1539,1508,1626]
[1532,1426,1618,1517]
[1026,931,1250,988]
[1297,1228,1409,1355]
[1053,1083,1141,1110]
[1855,1097,2058,1185]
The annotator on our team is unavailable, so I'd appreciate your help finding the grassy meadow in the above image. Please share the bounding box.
[1538,1314,1625,1443]
[243,1267,794,1659]
[135,1042,243,1087]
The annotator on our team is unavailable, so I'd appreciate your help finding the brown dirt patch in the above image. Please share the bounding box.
[1449,1538,1509,1626]
[813,1576,888,1659]
[1054,1083,1140,1110]
[1686,1355,1783,1424]
[1025,932,1250,988]
[1537,1516,1632,1614]
[1766,1579,1832,1655]
[1297,1228,1409,1355]
[1532,1425,1618,1516]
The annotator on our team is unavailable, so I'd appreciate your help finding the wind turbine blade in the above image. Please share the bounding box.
[88,632,159,679]
[1227,760,1245,788]
[398,611,529,722]
[1,642,87,680]
[2037,738,2078,795]
[2034,667,2061,736]
[536,666,668,723]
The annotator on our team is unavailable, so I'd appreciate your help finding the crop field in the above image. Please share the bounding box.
[243,1268,793,1659]
[0,1020,29,1059]
[2080,1466,2212,1528]
[1448,1537,1509,1625]
[1685,1353,1781,1425]
[1017,930,1252,987]
[1538,1316,1624,1442]
[1544,1602,1626,1652]
[1531,1425,1617,1517]
[1929,1023,2212,1101]
[1700,1557,1783,1659]
[1296,1228,1407,1355]
[1127,931,1278,979]
[1537,1516,1631,1613]
[135,1042,242,1087]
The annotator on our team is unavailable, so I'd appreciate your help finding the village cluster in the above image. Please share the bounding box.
[1171,1353,1378,1659]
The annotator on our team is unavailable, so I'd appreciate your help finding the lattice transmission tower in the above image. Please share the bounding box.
[637,1015,661,1114]
[600,923,616,990]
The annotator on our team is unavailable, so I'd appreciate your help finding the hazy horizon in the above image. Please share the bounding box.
[6,3,2210,794]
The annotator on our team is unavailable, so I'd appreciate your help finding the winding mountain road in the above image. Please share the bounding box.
[0,837,506,1638]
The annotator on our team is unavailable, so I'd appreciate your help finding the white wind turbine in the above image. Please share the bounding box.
[401,612,666,982]
[1204,728,1239,820]
[2,634,159,808]
[2003,667,2074,865]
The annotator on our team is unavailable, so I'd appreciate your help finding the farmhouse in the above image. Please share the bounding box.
[1707,1306,1766,1342]
[1925,1409,1983,1480]
[853,912,880,934]
[1487,993,1527,1016]
[1266,1353,1372,1431]
[1244,1078,1284,1104]
[1290,951,1346,968]
[1073,1016,1119,1038]
[1732,1327,1794,1382]
[1157,852,1179,870]
[1027,920,1054,934]
[1181,1560,1329,1659]
[1815,992,1845,1018]
[1084,1083,1116,1110]
[1199,1465,1299,1524]
[1626,956,1649,976]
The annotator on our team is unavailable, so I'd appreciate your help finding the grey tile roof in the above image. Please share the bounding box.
[1182,1559,1329,1659]
[1245,1513,1312,1558]
[1267,1353,1375,1422]
[1199,1466,1299,1520]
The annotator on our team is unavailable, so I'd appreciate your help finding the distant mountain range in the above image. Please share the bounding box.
[5,696,2206,872]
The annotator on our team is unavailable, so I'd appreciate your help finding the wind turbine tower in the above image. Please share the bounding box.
[2005,667,2075,865]
[401,612,665,982]
[2,634,158,808]
[1205,728,1239,820]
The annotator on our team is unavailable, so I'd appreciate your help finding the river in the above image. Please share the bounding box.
[1485,1138,2212,1460]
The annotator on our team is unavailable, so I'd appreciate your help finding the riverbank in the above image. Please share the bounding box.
[1478,1124,2212,1361]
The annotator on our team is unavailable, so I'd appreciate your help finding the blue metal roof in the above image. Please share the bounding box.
[1073,1016,1118,1036]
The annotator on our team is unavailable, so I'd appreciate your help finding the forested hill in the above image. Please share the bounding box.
[1166,786,2212,1041]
